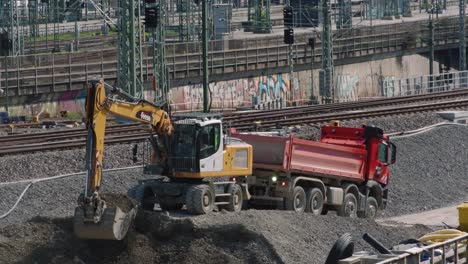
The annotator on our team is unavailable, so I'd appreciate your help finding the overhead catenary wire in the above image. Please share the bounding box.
[0,165,143,219]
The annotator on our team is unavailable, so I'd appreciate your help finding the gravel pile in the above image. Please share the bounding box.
[0,210,430,264]
[382,124,468,216]
[0,168,151,227]
[0,142,145,182]
[0,113,465,263]
[293,112,445,141]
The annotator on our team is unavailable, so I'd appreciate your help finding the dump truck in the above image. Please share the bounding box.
[231,124,397,218]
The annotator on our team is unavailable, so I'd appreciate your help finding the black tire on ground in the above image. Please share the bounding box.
[285,186,306,212]
[159,199,183,211]
[128,184,155,211]
[185,185,214,215]
[226,184,243,212]
[337,193,358,218]
[357,197,379,219]
[324,233,354,264]
[306,188,324,215]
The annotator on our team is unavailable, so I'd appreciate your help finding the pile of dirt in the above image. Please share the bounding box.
[0,210,430,264]
[0,168,151,226]
[382,124,468,216]
[0,142,145,182]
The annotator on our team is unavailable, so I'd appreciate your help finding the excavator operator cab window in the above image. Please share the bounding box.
[173,125,196,158]
[199,124,221,159]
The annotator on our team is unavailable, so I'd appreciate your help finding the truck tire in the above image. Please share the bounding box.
[306,188,324,215]
[285,186,306,212]
[338,193,358,218]
[358,197,378,219]
[186,185,214,215]
[226,184,243,212]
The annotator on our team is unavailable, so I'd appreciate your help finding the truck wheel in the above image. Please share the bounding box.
[306,188,324,215]
[358,197,378,219]
[338,193,358,218]
[286,186,306,212]
[186,185,214,215]
[226,184,243,212]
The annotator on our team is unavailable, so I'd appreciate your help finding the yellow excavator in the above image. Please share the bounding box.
[73,79,252,240]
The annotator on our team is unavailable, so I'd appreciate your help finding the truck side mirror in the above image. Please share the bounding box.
[389,142,397,164]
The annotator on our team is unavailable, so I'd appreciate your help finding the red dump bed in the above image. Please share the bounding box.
[231,130,368,183]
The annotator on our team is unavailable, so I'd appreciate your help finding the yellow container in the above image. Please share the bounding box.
[458,202,468,232]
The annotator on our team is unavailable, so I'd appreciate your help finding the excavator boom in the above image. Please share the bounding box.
[74,79,172,240]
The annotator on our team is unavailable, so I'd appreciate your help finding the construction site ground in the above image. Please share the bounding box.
[0,112,467,263]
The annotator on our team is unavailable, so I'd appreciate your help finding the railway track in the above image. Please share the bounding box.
[223,88,468,124]
[0,90,467,155]
[0,123,147,155]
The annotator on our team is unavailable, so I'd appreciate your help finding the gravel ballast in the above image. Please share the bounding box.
[382,124,468,216]
[0,113,467,263]
[0,210,430,264]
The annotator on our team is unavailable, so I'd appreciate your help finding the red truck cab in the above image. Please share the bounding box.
[320,125,396,186]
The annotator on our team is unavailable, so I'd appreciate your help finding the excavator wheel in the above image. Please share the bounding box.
[185,185,214,215]
[221,184,243,212]
[73,193,137,240]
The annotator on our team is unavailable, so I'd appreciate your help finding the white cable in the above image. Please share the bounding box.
[0,165,143,219]
[390,122,468,139]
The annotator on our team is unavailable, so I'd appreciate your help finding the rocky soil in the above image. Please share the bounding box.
[0,112,466,263]
[0,210,430,264]
[382,124,468,216]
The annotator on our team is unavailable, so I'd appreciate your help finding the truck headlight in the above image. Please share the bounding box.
[272,176,277,182]
[375,166,382,177]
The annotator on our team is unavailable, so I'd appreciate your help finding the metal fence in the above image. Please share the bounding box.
[384,70,468,97]
[0,15,465,100]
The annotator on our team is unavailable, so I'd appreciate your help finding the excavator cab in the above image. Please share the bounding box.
[144,113,227,176]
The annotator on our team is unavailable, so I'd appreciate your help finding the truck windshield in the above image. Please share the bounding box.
[377,142,388,163]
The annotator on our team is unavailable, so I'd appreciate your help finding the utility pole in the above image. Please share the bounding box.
[202,0,210,112]
[429,7,434,91]
[283,5,294,106]
[309,37,316,103]
[74,21,79,51]
[460,0,466,71]
[320,0,334,104]
[117,0,144,97]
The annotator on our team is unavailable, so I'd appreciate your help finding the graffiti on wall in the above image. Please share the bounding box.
[169,74,291,111]
[381,76,396,97]
[3,74,294,116]
[336,74,359,101]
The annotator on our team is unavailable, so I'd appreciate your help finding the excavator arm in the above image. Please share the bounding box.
[74,79,173,240]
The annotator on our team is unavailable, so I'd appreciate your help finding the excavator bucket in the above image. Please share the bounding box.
[73,193,137,240]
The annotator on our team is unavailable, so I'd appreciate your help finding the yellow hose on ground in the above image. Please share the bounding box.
[418,229,467,244]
